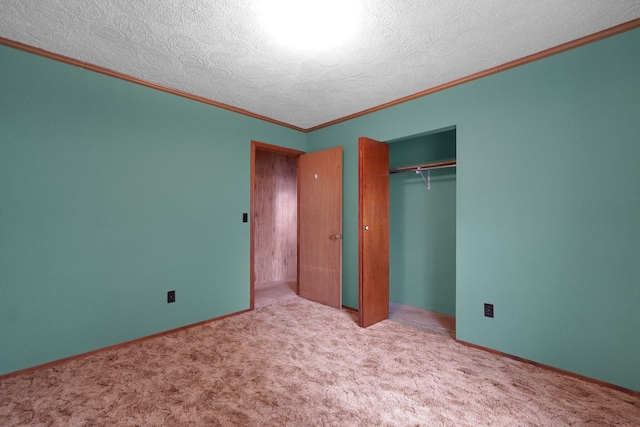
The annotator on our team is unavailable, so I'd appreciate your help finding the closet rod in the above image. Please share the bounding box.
[389,160,456,174]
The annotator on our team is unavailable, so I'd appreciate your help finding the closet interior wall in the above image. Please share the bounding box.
[254,150,298,285]
[388,129,457,316]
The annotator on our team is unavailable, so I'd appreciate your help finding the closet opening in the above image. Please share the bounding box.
[387,127,457,336]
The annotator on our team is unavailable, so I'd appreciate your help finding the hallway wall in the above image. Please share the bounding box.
[254,150,297,284]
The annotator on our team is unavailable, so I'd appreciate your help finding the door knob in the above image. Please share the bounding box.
[364,226,369,230]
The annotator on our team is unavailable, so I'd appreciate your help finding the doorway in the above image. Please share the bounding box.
[358,129,456,330]
[387,128,457,333]
[250,141,343,311]
[250,141,303,310]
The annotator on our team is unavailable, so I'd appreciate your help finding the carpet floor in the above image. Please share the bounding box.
[1,296,638,426]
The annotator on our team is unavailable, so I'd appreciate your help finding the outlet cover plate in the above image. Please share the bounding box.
[484,303,494,318]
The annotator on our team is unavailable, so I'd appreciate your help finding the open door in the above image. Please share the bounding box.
[299,147,343,309]
[358,137,389,327]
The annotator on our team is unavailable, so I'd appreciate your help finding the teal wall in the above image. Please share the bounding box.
[0,45,305,375]
[307,28,640,391]
[388,130,456,315]
[2,26,640,392]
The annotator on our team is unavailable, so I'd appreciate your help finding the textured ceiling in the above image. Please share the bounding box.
[1,0,639,130]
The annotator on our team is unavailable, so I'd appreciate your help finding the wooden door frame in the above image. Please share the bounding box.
[250,141,305,310]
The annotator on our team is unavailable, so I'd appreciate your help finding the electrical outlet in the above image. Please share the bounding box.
[242,213,248,223]
[484,303,494,318]
[167,290,176,303]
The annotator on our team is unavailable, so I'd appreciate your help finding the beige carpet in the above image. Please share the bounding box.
[1,296,638,426]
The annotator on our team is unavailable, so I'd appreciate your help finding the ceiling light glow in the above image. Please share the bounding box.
[260,0,361,50]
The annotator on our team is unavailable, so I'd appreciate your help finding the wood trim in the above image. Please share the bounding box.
[0,36,306,133]
[457,339,640,397]
[2,18,639,133]
[297,155,301,301]
[250,142,257,311]
[0,308,250,381]
[305,18,640,132]
[250,141,304,310]
[251,140,305,157]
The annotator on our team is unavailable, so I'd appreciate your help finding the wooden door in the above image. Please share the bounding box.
[358,137,389,327]
[298,147,343,308]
